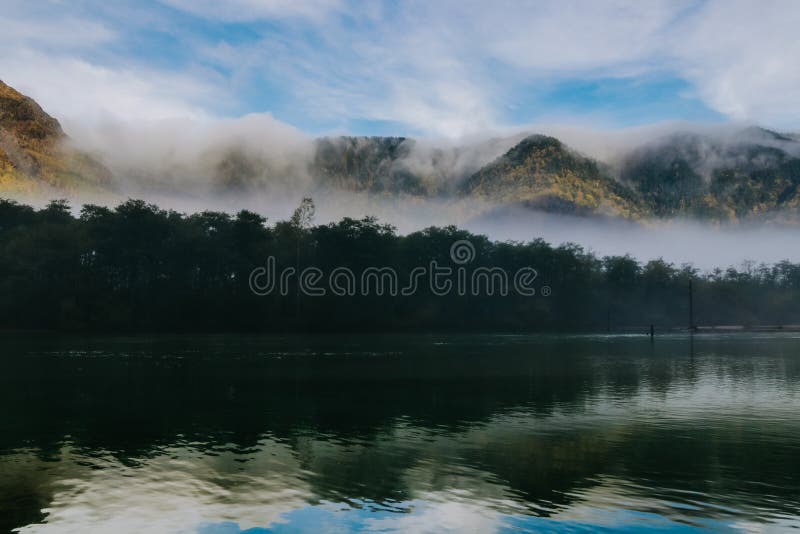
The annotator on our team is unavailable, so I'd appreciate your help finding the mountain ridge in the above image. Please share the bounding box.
[0,80,111,195]
[459,135,645,219]
[3,81,800,222]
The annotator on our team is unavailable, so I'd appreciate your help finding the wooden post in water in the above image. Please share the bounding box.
[689,279,695,332]
[650,324,654,340]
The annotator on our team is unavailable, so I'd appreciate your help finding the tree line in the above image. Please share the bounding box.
[1,197,800,332]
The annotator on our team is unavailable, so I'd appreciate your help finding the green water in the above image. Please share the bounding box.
[1,333,799,533]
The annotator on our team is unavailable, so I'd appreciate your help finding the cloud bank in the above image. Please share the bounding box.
[1,1,800,136]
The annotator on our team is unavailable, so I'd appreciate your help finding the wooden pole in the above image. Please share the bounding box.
[689,279,694,331]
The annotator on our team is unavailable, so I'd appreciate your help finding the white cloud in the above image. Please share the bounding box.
[2,0,800,135]
[0,16,115,48]
[64,112,314,195]
[175,0,699,136]
[0,50,219,123]
[672,0,800,129]
[0,3,227,125]
[427,0,684,73]
[351,0,800,133]
[160,0,344,22]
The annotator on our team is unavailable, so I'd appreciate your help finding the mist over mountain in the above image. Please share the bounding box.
[0,80,110,198]
[4,80,800,227]
[618,126,800,219]
[460,135,645,219]
[311,136,428,195]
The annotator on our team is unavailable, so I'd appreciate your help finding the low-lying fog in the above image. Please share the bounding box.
[44,188,800,271]
[50,116,800,271]
[466,207,800,270]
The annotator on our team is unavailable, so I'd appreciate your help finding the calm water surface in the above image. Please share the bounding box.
[1,333,799,533]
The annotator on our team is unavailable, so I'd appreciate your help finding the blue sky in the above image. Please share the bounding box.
[1,0,798,137]
[196,504,732,533]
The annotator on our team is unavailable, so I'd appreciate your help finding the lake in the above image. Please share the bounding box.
[1,333,799,533]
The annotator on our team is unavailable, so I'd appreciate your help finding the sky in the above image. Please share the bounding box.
[1,0,799,138]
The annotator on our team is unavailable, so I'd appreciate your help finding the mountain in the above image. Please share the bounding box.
[619,128,800,220]
[460,135,644,218]
[311,136,432,195]
[5,80,800,222]
[0,80,110,195]
[309,135,523,198]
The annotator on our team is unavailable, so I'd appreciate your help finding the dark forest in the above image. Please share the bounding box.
[2,198,800,332]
